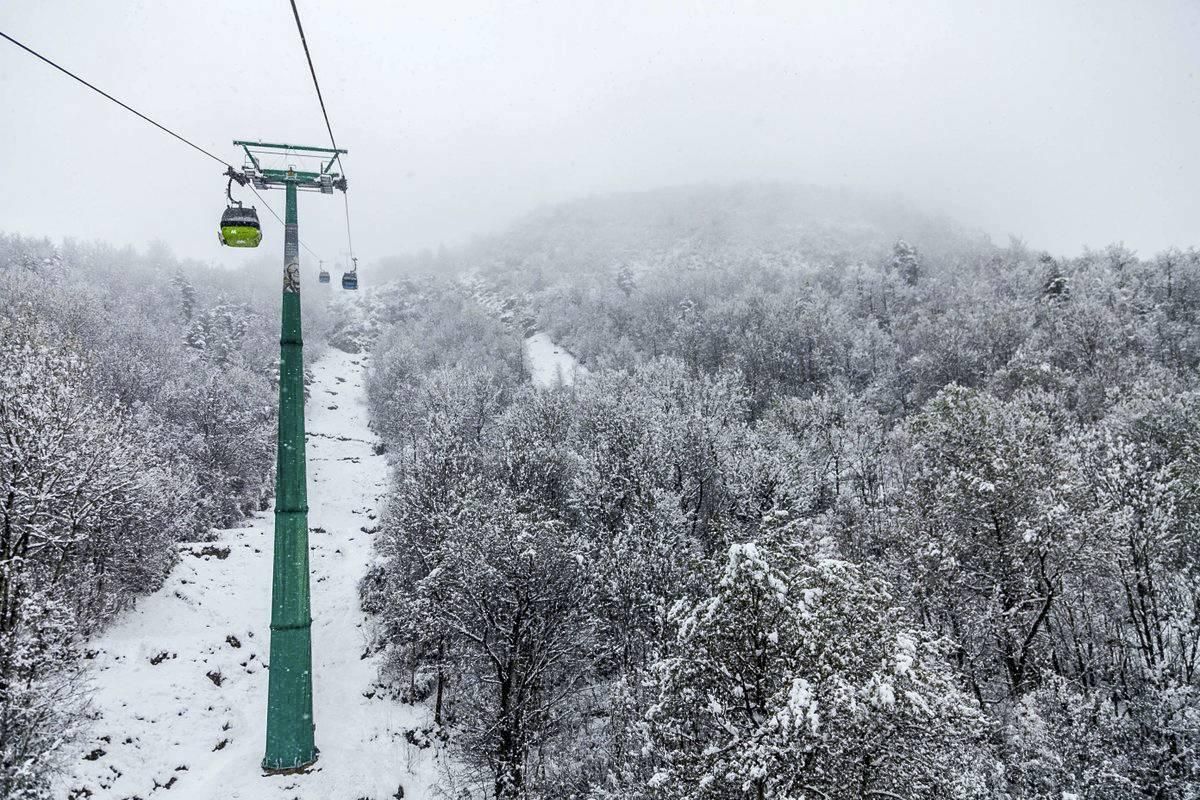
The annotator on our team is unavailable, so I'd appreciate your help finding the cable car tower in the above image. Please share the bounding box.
[234,139,346,773]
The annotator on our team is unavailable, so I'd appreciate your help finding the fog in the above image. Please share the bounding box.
[2,0,1197,266]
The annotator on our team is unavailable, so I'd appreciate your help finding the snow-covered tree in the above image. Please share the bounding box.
[379,485,595,798]
[617,263,637,297]
[888,239,921,286]
[0,316,182,799]
[631,513,989,799]
[899,386,1077,704]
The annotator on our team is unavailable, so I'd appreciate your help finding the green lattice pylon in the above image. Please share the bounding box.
[233,140,346,774]
[263,177,316,772]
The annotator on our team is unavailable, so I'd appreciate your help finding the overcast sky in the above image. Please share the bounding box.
[2,1,1198,268]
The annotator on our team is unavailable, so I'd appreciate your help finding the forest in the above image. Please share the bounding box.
[2,185,1199,799]
[363,187,1200,798]
[4,0,1199,796]
[0,235,331,798]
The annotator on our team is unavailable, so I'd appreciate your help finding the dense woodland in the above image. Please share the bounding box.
[2,184,1199,799]
[362,187,1200,799]
[0,236,332,799]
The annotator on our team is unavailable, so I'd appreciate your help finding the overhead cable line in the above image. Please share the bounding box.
[0,28,324,260]
[342,193,355,260]
[250,185,321,260]
[288,0,341,163]
[287,0,357,266]
[0,30,230,168]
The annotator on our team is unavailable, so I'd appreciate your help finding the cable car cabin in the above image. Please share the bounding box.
[342,271,358,290]
[319,269,331,284]
[219,205,262,248]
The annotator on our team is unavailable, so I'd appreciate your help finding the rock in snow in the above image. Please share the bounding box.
[524,331,586,388]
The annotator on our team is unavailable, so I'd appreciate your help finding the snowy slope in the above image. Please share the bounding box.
[56,348,441,800]
[456,272,585,388]
[524,332,586,387]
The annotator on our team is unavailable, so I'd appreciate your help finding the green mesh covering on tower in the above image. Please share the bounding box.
[263,180,317,772]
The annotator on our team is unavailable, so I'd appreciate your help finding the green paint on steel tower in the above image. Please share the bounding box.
[263,178,317,772]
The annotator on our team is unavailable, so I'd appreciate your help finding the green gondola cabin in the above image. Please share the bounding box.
[219,204,262,247]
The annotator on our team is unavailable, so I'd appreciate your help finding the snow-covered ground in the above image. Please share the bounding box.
[525,332,586,387]
[56,348,440,800]
[456,272,586,388]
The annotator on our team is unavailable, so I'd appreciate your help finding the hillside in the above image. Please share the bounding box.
[55,346,442,800]
[458,183,992,280]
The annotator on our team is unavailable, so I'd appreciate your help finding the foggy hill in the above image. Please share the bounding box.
[458,183,993,279]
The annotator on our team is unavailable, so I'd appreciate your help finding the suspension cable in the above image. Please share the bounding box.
[287,0,356,267]
[249,185,321,261]
[288,0,340,162]
[342,193,356,269]
[0,28,324,261]
[0,30,231,168]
